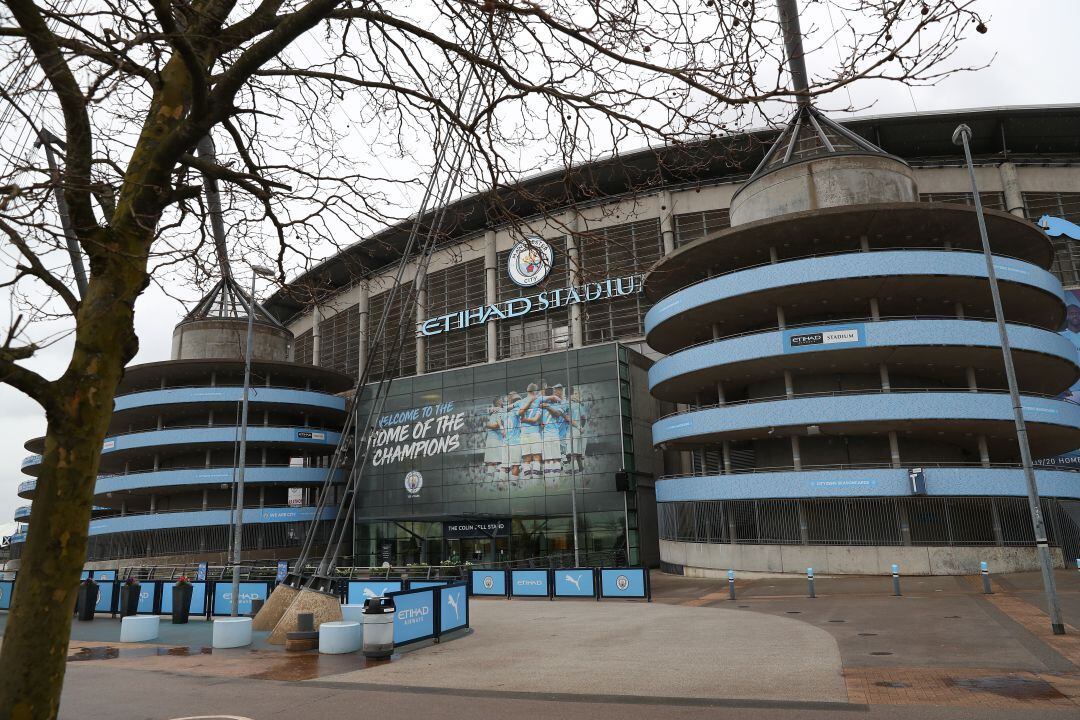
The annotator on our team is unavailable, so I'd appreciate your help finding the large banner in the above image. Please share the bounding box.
[1039,289,1080,467]
[358,363,624,513]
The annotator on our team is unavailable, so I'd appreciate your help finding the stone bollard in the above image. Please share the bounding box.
[807,567,816,598]
[727,570,736,601]
[980,562,992,594]
[891,564,901,597]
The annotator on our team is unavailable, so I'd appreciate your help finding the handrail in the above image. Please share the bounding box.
[114,383,344,399]
[99,423,341,440]
[652,314,1063,355]
[657,461,1080,481]
[649,245,1046,300]
[92,463,339,480]
[657,387,1080,421]
[88,504,332,521]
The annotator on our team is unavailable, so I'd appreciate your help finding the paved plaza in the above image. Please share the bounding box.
[1,569,1079,718]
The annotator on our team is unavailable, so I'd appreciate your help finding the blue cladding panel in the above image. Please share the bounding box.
[160,582,206,614]
[114,387,346,413]
[212,582,269,615]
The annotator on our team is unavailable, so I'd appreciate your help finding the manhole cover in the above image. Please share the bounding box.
[946,676,1065,700]
[870,651,893,656]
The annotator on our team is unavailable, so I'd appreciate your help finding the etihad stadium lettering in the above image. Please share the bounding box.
[418,274,644,337]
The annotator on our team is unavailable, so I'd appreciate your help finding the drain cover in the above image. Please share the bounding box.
[786,610,801,614]
[870,651,893,656]
[947,676,1065,700]
[858,632,878,636]
[828,619,846,623]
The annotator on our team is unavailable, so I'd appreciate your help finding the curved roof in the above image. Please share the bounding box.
[267,104,1080,323]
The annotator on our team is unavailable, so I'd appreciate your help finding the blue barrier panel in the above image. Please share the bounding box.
[599,568,650,600]
[160,582,207,615]
[510,570,550,598]
[95,582,115,613]
[553,569,596,598]
[211,581,271,615]
[347,580,403,605]
[0,580,13,610]
[410,580,448,590]
[94,570,116,581]
[469,569,507,597]
[439,583,469,634]
[80,571,89,580]
[389,588,436,646]
[136,582,158,614]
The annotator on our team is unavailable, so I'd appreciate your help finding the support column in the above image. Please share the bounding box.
[790,436,802,471]
[712,323,725,405]
[869,297,880,321]
[783,370,794,398]
[990,499,1005,545]
[722,441,732,475]
[415,269,427,374]
[660,189,675,254]
[776,305,786,330]
[484,229,498,362]
[879,364,891,392]
[955,302,965,320]
[860,234,869,252]
[978,434,991,467]
[888,431,901,469]
[357,281,369,379]
[769,246,779,264]
[312,305,322,366]
[998,162,1025,217]
[967,367,978,392]
[567,213,584,348]
[727,504,737,545]
[202,489,208,511]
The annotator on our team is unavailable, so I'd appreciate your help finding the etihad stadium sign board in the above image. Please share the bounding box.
[418,273,644,337]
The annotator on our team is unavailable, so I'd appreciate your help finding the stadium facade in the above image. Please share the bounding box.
[9,104,1080,573]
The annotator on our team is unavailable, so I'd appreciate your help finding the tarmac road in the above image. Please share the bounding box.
[58,663,1079,720]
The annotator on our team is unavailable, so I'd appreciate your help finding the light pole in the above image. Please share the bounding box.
[230,264,276,616]
[952,123,1065,635]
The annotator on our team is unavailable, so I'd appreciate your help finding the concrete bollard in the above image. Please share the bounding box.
[891,564,901,597]
[727,570,736,601]
[980,561,992,594]
[807,567,816,598]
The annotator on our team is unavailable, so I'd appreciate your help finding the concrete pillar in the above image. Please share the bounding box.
[120,501,126,516]
[879,364,891,392]
[484,230,498,362]
[357,282,369,379]
[776,305,786,329]
[727,504,737,545]
[660,189,675,254]
[312,305,322,366]
[955,302,965,320]
[259,486,265,509]
[998,162,1025,217]
[790,435,802,471]
[567,213,584,348]
[149,494,157,513]
[722,440,732,474]
[859,234,869,252]
[783,370,794,398]
[205,450,211,468]
[888,431,901,468]
[712,324,725,404]
[769,246,779,264]
[202,489,208,511]
[869,297,880,320]
[415,270,427,374]
[978,434,991,467]
[796,500,809,544]
[209,371,215,387]
[967,367,978,392]
[207,409,213,427]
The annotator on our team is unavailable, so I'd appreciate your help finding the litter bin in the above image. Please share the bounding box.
[362,596,395,658]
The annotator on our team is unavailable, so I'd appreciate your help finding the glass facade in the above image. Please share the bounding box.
[351,343,658,566]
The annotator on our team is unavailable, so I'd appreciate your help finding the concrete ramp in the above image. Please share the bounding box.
[314,600,846,703]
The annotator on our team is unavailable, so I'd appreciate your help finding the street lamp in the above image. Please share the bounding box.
[229,264,276,616]
[952,123,1065,635]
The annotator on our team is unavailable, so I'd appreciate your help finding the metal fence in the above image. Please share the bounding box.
[658,497,1080,557]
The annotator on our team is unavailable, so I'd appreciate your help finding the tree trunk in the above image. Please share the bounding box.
[0,227,143,719]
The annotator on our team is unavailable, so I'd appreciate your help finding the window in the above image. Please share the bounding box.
[673,209,731,248]
[424,258,488,372]
[496,239,570,358]
[578,219,663,343]
[367,282,417,380]
[1023,192,1080,287]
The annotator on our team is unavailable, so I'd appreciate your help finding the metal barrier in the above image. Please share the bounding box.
[385,582,470,647]
[467,567,650,601]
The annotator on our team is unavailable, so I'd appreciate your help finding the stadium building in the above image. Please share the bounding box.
[12,277,353,567]
[9,104,1080,572]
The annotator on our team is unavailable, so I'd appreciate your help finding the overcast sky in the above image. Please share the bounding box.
[2,0,1078,539]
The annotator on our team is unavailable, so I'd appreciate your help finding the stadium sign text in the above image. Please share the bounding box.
[418,274,644,337]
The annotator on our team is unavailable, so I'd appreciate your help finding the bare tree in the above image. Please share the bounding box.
[0,0,986,715]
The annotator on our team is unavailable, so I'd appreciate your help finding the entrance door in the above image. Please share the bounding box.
[447,537,509,564]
